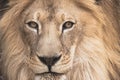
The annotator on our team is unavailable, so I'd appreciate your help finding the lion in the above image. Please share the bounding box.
[0,0,120,80]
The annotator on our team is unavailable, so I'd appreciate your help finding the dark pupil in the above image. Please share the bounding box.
[28,21,38,29]
[65,22,72,28]
[63,21,74,29]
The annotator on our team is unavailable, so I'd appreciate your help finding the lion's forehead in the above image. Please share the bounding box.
[23,0,98,24]
[24,1,78,21]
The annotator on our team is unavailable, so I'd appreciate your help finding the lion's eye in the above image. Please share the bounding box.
[62,21,74,30]
[26,21,38,29]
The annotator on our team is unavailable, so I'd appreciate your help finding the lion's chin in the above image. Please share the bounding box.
[35,72,66,80]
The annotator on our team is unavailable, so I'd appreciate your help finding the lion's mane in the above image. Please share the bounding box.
[0,0,120,80]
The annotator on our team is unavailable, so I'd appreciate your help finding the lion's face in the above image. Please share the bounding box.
[1,0,120,80]
[20,0,100,78]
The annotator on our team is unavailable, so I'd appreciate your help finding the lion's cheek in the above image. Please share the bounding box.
[27,56,48,74]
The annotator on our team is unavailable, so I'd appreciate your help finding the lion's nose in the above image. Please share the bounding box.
[38,55,61,71]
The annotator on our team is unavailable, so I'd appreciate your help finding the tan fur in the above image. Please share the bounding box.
[0,0,120,80]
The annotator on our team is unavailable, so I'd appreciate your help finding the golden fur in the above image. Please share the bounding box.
[0,0,120,80]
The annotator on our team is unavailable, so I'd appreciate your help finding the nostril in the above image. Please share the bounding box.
[38,55,61,67]
[52,55,61,65]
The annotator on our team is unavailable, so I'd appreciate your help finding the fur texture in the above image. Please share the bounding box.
[0,0,120,80]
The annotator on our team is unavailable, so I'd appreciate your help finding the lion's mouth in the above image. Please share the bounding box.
[36,72,64,76]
